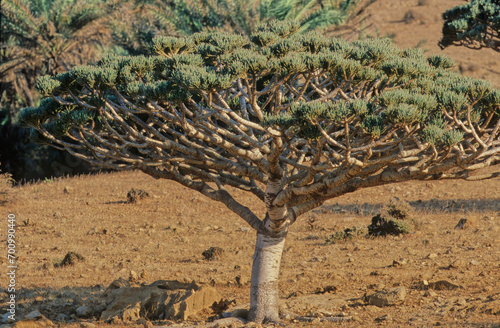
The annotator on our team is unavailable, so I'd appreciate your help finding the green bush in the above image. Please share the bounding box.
[368,198,415,236]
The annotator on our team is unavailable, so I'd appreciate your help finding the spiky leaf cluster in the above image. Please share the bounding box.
[19,21,500,227]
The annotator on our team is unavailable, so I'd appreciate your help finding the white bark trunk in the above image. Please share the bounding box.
[248,231,286,323]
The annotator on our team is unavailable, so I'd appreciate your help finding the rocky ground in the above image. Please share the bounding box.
[0,168,499,327]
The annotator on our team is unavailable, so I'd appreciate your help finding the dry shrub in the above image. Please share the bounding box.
[127,188,150,203]
[368,198,415,236]
[0,166,14,205]
[325,226,367,244]
[202,247,224,261]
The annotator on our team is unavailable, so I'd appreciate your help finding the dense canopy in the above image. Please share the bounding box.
[20,21,500,228]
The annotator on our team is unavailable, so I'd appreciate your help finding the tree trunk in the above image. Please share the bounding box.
[248,229,287,323]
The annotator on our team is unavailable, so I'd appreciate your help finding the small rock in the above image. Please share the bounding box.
[449,259,465,269]
[426,253,438,260]
[470,260,479,266]
[137,318,153,328]
[55,314,70,322]
[25,311,43,320]
[455,218,474,229]
[140,270,149,280]
[375,314,391,322]
[392,258,407,266]
[456,298,467,306]
[129,270,139,283]
[76,306,92,318]
[365,287,406,307]
[80,323,96,328]
[59,252,84,267]
[2,313,12,323]
[481,299,500,315]
[63,186,73,194]
[202,247,224,261]
[424,290,437,297]
[426,280,461,291]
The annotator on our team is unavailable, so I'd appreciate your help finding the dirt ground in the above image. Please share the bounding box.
[1,168,500,327]
[1,0,500,327]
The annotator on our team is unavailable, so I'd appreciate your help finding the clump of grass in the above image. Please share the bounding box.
[325,198,416,244]
[127,188,150,203]
[368,198,415,236]
[202,246,224,260]
[325,226,367,244]
[0,166,14,205]
[57,252,85,267]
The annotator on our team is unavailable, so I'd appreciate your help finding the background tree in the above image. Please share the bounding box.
[439,0,500,52]
[1,0,110,180]
[108,0,374,56]
[19,21,500,322]
[1,0,373,182]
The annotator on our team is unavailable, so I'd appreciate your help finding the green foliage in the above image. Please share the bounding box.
[21,21,500,142]
[368,198,415,236]
[16,20,500,197]
[440,0,500,52]
[325,226,367,244]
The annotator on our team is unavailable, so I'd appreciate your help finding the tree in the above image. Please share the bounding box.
[108,0,374,56]
[19,21,500,323]
[1,0,110,110]
[439,0,500,52]
[1,0,111,180]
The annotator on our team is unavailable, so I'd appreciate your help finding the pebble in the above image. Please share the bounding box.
[393,258,407,266]
[56,314,70,322]
[426,253,438,260]
[449,259,465,268]
[25,311,43,320]
[2,313,12,323]
[80,323,96,328]
[424,290,438,297]
[76,306,92,318]
[137,318,153,328]
[365,287,406,307]
[375,314,391,322]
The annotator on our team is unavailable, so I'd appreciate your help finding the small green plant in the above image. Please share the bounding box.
[0,166,14,205]
[368,198,415,236]
[325,226,367,244]
[43,177,56,184]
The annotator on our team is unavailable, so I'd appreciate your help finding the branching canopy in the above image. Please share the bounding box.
[20,21,500,229]
[439,0,500,52]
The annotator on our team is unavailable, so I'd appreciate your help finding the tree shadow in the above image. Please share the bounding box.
[319,198,500,216]
[2,285,106,321]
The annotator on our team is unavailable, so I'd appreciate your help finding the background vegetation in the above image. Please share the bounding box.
[1,0,372,182]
